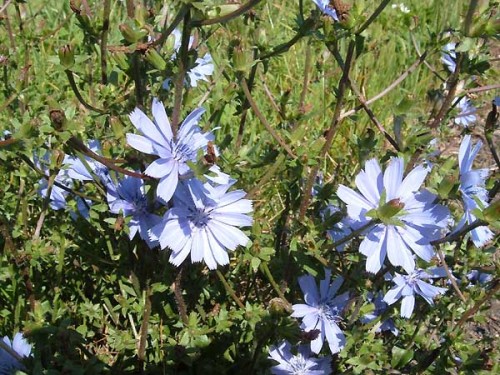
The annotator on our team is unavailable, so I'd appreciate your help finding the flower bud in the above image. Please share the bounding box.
[111,51,130,71]
[378,198,405,221]
[145,48,167,70]
[49,109,67,131]
[483,200,500,227]
[119,22,147,44]
[231,42,253,74]
[268,298,290,317]
[53,150,66,167]
[58,45,75,69]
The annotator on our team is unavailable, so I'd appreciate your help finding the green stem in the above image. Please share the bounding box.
[216,269,245,309]
[260,262,291,309]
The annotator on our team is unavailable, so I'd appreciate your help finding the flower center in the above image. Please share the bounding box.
[189,207,210,228]
[132,196,149,216]
[318,302,341,323]
[289,354,309,375]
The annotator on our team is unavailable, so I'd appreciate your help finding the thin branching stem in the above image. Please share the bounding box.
[65,70,107,114]
[216,269,245,309]
[356,0,391,35]
[100,0,111,84]
[260,262,292,310]
[241,77,296,158]
[455,278,499,329]
[331,220,377,250]
[172,267,189,325]
[138,285,152,361]
[298,40,356,220]
[430,219,487,246]
[435,246,466,303]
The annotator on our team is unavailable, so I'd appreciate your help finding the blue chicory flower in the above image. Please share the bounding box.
[360,292,398,336]
[455,135,493,247]
[494,96,500,106]
[34,150,73,210]
[268,340,332,375]
[383,267,447,318]
[454,97,477,127]
[65,140,110,184]
[337,157,450,274]
[126,98,214,202]
[291,269,349,354]
[441,42,457,73]
[150,178,252,269]
[106,174,161,248]
[466,270,493,285]
[0,332,31,373]
[312,0,339,21]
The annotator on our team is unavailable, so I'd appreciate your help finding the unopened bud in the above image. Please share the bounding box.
[483,200,500,227]
[145,48,167,70]
[111,51,130,71]
[268,298,289,317]
[53,150,66,167]
[49,109,67,131]
[119,22,147,44]
[58,45,75,69]
[232,44,253,73]
[378,198,405,221]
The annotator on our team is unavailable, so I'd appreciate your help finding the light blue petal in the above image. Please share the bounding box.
[383,157,404,200]
[400,295,415,318]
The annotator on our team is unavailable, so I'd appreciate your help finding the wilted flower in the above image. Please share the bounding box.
[360,292,398,336]
[337,157,450,274]
[0,332,31,373]
[441,42,457,73]
[291,269,349,354]
[455,135,493,247]
[127,98,213,202]
[383,268,447,318]
[106,174,161,248]
[312,0,339,21]
[150,179,252,269]
[268,340,332,375]
[322,205,353,252]
[454,97,477,127]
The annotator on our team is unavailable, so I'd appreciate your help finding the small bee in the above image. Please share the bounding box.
[203,141,218,166]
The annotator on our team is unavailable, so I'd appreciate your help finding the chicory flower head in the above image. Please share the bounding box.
[454,97,477,127]
[65,140,110,184]
[127,98,214,202]
[0,332,31,373]
[150,178,252,269]
[34,150,73,210]
[312,0,339,21]
[360,291,398,336]
[383,267,447,318]
[337,157,450,274]
[441,42,457,73]
[106,174,161,248]
[291,269,349,354]
[268,340,332,375]
[455,135,493,247]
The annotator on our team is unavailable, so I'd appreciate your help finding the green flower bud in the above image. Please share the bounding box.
[483,200,500,228]
[111,51,130,71]
[58,45,75,69]
[145,48,167,70]
[119,22,147,44]
[378,198,405,221]
[232,44,253,74]
[268,298,290,317]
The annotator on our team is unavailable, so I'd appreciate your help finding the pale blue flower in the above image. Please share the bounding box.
[150,179,252,269]
[127,99,213,202]
[441,42,457,73]
[494,96,500,106]
[455,135,493,247]
[0,332,31,373]
[360,292,398,336]
[312,0,339,21]
[322,205,353,252]
[34,151,73,210]
[467,270,493,285]
[268,341,332,375]
[337,157,450,274]
[187,53,214,87]
[106,175,161,248]
[65,140,110,184]
[383,268,447,318]
[291,269,348,354]
[454,97,477,127]
[162,29,213,89]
